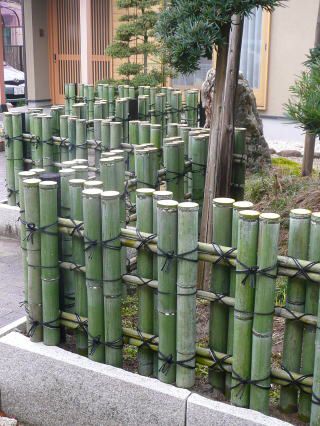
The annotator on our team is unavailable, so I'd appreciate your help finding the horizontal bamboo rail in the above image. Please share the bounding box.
[60,311,313,393]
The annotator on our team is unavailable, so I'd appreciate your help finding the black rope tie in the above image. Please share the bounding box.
[277,305,311,321]
[130,275,153,288]
[88,334,123,355]
[312,392,320,406]
[27,316,60,337]
[231,370,270,399]
[176,355,196,370]
[158,248,175,272]
[136,229,157,252]
[209,347,231,373]
[74,313,88,333]
[236,259,278,288]
[136,328,157,350]
[101,234,121,251]
[84,236,100,259]
[191,161,207,176]
[280,364,312,391]
[212,244,236,267]
[70,219,84,237]
[20,218,58,243]
[288,256,320,283]
[158,351,175,375]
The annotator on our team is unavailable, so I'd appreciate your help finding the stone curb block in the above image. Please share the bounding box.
[186,393,292,426]
[0,332,190,426]
[0,329,292,426]
[0,203,20,238]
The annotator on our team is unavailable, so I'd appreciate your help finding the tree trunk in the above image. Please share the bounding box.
[199,17,243,289]
[302,2,320,176]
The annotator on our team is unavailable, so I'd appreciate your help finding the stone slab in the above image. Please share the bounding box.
[0,332,190,426]
[0,203,20,238]
[186,393,292,426]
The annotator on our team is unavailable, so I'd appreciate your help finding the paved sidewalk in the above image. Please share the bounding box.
[0,237,24,327]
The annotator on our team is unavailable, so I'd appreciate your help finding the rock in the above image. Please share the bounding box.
[278,150,302,158]
[269,148,277,155]
[314,152,320,159]
[0,418,18,426]
[201,69,271,172]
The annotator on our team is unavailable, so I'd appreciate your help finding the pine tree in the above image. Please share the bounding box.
[106,0,169,86]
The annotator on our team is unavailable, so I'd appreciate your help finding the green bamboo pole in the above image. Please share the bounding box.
[19,170,36,325]
[72,165,88,180]
[40,181,60,345]
[94,118,102,168]
[152,190,173,377]
[167,123,178,137]
[87,84,95,120]
[129,86,135,99]
[110,122,123,150]
[41,115,54,173]
[59,168,75,312]
[191,134,209,220]
[115,98,129,143]
[12,112,24,205]
[139,122,151,145]
[108,85,115,116]
[69,83,76,114]
[118,85,125,98]
[150,124,162,149]
[157,200,179,384]
[33,115,43,168]
[59,115,69,163]
[64,83,70,115]
[209,198,235,393]
[101,190,123,367]
[68,116,77,161]
[24,178,42,342]
[155,93,166,135]
[72,103,87,119]
[97,84,103,99]
[129,120,139,175]
[231,209,260,408]
[176,201,198,388]
[138,95,149,121]
[102,84,109,101]
[136,188,155,376]
[100,100,108,120]
[101,119,111,153]
[250,213,280,414]
[135,147,159,189]
[185,90,198,127]
[311,242,320,425]
[171,91,182,123]
[280,209,311,413]
[69,178,87,356]
[83,188,104,362]
[299,212,320,420]
[163,140,185,202]
[4,113,16,205]
[231,128,246,201]
[78,83,84,99]
[84,180,103,190]
[76,119,88,160]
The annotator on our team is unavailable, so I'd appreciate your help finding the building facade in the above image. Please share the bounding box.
[23,0,318,116]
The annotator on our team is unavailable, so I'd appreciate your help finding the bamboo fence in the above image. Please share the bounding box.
[3,84,246,207]
[19,164,320,424]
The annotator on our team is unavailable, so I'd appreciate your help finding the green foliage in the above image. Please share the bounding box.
[156,0,285,74]
[271,157,301,176]
[106,0,170,85]
[285,48,320,136]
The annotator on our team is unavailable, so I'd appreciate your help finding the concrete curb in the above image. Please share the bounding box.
[0,324,292,426]
[0,202,20,238]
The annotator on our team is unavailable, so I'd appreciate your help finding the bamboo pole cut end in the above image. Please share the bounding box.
[59,168,75,177]
[72,165,88,171]
[290,208,311,218]
[311,212,320,222]
[82,188,103,198]
[61,161,76,169]
[239,210,260,220]
[136,188,155,197]
[23,178,41,188]
[101,190,120,200]
[30,168,45,176]
[75,159,89,166]
[84,181,103,189]
[69,179,86,187]
[260,212,280,223]
[19,171,37,178]
[39,181,57,190]
[151,124,161,129]
[153,190,173,200]
[233,200,254,210]
[157,200,179,210]
[178,201,199,212]
[213,197,235,207]
[100,156,124,165]
[235,127,246,132]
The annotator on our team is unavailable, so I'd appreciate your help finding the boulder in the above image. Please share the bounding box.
[201,69,271,172]
[278,150,302,158]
